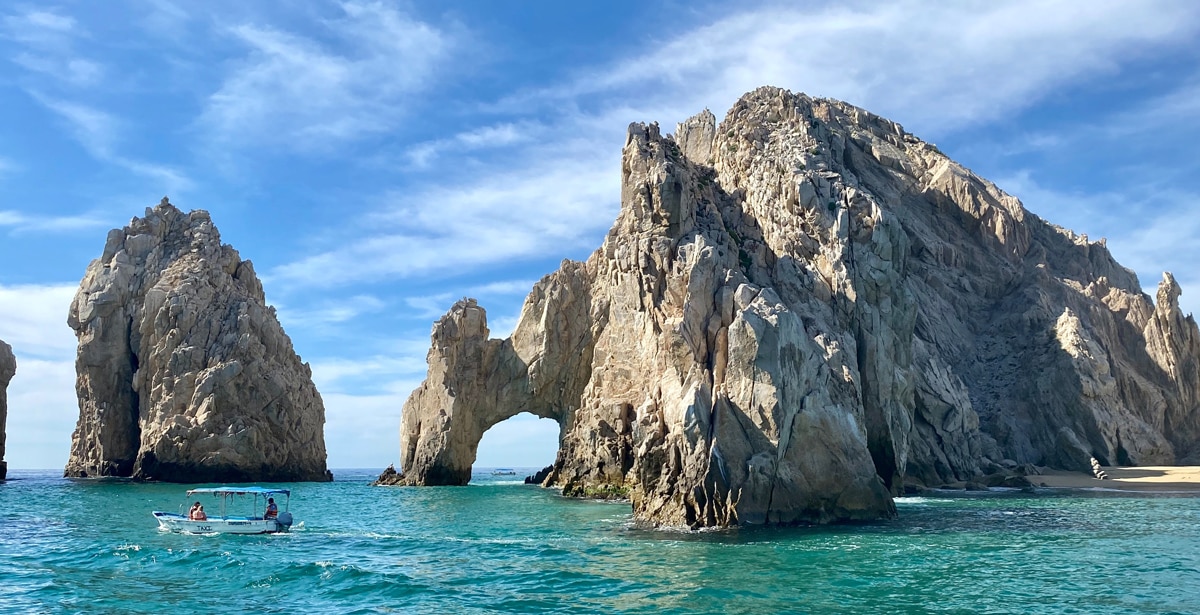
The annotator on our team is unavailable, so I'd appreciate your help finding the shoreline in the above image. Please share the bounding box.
[1029,466,1200,492]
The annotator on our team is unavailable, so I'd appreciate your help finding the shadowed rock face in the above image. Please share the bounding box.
[396,87,1200,527]
[65,200,330,482]
[0,339,14,480]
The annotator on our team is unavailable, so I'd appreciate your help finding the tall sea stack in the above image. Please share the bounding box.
[0,339,14,480]
[65,199,330,482]
[396,87,1200,527]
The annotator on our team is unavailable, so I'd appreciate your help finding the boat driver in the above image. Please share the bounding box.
[265,497,278,520]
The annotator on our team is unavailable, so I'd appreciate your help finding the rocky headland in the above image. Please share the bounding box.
[393,87,1200,527]
[64,199,331,482]
[0,339,14,480]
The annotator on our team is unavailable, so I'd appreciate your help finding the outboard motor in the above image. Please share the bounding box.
[276,511,293,531]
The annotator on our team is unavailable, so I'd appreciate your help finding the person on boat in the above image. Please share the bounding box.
[264,497,278,520]
[191,504,207,521]
[189,502,201,520]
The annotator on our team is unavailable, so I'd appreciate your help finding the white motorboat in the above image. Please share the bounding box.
[153,486,294,534]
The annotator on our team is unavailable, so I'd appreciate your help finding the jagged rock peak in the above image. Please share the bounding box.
[0,339,14,480]
[65,200,331,482]
[395,86,1200,526]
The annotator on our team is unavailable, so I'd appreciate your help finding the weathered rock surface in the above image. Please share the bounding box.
[0,339,14,480]
[65,199,330,482]
[395,87,1200,527]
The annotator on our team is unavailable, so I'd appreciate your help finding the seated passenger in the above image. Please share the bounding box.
[264,497,278,520]
[192,505,207,521]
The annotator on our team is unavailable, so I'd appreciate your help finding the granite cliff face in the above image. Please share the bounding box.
[0,339,14,480]
[396,87,1200,527]
[65,199,330,482]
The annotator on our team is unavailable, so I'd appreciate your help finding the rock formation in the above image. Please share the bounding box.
[395,87,1200,527]
[65,199,330,482]
[0,339,14,480]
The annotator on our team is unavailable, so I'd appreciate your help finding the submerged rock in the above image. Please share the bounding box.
[397,87,1200,527]
[64,199,330,482]
[0,339,14,480]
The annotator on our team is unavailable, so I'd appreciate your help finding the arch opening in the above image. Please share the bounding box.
[471,412,561,483]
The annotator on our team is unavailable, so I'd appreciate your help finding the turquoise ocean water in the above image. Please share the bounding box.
[2,468,1198,614]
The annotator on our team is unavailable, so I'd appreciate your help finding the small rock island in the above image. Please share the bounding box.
[391,87,1200,528]
[64,199,331,482]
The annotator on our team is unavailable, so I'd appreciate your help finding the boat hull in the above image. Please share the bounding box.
[153,512,289,535]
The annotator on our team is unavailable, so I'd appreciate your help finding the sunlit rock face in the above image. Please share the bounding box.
[65,200,331,483]
[396,87,1200,527]
[0,339,14,480]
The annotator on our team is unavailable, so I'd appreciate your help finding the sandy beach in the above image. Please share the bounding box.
[1032,466,1200,492]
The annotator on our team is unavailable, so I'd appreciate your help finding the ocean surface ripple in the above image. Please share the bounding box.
[1,469,1198,614]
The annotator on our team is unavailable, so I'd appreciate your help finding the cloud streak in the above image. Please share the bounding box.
[0,283,80,469]
[271,145,618,287]
[201,1,456,149]
[26,93,193,193]
[998,172,1200,316]
[527,0,1200,135]
[272,0,1200,293]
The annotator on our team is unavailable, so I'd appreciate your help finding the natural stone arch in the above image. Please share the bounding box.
[391,88,1200,528]
[398,274,593,485]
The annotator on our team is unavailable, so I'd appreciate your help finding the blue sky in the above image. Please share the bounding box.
[1,1,1198,471]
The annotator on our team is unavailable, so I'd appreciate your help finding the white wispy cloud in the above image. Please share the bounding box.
[1,7,79,46]
[0,209,108,233]
[997,172,1200,316]
[403,292,455,319]
[275,294,386,330]
[2,6,106,88]
[12,52,104,87]
[201,1,456,149]
[3,357,78,469]
[322,390,409,467]
[310,353,428,393]
[404,121,540,168]
[0,283,78,357]
[401,278,540,320]
[137,0,191,35]
[271,146,617,287]
[521,0,1200,135]
[27,93,193,193]
[272,0,1200,294]
[0,283,80,469]
[31,94,120,155]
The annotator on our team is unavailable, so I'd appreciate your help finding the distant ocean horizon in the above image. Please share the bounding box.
[2,468,1198,613]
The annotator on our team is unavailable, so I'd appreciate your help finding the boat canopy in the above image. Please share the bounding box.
[186,486,291,497]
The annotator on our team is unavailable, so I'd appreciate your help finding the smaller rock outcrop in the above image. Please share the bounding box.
[0,339,14,480]
[372,464,403,486]
[524,465,552,485]
[65,198,330,482]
